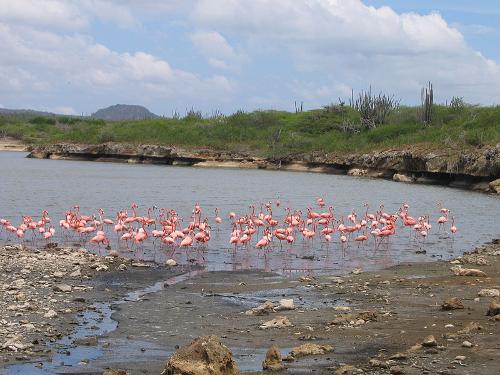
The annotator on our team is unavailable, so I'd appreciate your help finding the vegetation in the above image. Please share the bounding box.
[1,102,499,158]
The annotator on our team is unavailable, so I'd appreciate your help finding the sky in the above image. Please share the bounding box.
[0,0,499,116]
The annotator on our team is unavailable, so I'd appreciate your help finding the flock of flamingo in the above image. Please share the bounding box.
[0,198,457,259]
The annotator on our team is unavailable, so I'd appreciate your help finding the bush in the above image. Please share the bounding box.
[29,116,56,125]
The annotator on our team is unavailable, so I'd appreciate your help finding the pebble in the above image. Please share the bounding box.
[461,341,473,348]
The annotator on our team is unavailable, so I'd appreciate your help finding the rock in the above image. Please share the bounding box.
[262,344,284,371]
[393,173,415,183]
[486,298,500,316]
[53,271,65,278]
[69,269,81,277]
[422,335,437,347]
[390,366,405,374]
[489,178,500,194]
[458,322,483,334]
[117,263,127,271]
[259,316,293,329]
[357,310,378,321]
[162,335,239,375]
[347,168,367,176]
[131,262,151,268]
[74,336,99,346]
[95,264,109,271]
[245,301,275,316]
[450,266,487,277]
[44,310,57,318]
[462,341,473,348]
[335,365,361,375]
[478,289,500,297]
[275,299,294,311]
[351,267,363,275]
[289,343,334,358]
[166,259,177,267]
[103,370,131,375]
[369,359,389,368]
[441,297,464,310]
[455,355,466,361]
[54,284,72,293]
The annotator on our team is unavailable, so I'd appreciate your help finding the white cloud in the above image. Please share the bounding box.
[192,0,500,104]
[0,4,235,113]
[189,30,247,70]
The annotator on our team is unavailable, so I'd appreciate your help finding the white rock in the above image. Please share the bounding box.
[44,310,57,318]
[478,288,500,297]
[275,299,295,311]
[462,341,473,348]
[166,259,177,267]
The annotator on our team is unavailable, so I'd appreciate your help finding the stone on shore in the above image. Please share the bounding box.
[393,173,415,183]
[489,178,500,194]
[103,369,131,375]
[486,298,500,316]
[162,335,239,375]
[259,316,293,329]
[289,343,334,358]
[422,335,437,347]
[262,344,284,371]
[450,266,487,277]
[441,297,464,310]
[478,288,500,297]
[166,259,177,267]
[275,299,295,311]
[54,283,72,293]
[245,301,275,316]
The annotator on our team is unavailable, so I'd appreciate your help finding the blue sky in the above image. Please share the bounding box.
[0,0,499,115]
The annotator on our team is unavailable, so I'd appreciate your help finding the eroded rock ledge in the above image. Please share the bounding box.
[27,143,500,193]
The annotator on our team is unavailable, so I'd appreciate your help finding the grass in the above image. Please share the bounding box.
[1,104,499,158]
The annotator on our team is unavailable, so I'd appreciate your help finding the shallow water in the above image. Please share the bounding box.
[1,151,499,275]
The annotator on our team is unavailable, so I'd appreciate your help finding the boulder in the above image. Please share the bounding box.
[489,178,500,194]
[441,297,464,310]
[487,298,500,316]
[162,336,239,375]
[262,345,284,371]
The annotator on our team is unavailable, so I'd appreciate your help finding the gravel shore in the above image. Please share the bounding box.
[1,240,499,374]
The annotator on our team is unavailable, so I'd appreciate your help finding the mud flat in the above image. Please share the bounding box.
[91,240,499,374]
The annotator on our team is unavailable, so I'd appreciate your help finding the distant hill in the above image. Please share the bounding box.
[92,104,158,121]
[0,108,56,117]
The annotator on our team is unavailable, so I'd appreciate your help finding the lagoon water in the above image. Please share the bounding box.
[0,151,499,275]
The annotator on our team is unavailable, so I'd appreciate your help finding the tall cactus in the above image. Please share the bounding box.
[420,81,433,124]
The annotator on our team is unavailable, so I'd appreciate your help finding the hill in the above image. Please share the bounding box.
[92,104,157,121]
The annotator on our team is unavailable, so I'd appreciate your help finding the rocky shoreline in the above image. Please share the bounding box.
[0,239,499,374]
[27,143,500,193]
[0,243,184,370]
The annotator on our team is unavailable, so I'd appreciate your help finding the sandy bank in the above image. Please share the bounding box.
[0,138,26,152]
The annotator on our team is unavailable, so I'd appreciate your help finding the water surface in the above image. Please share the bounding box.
[1,151,498,275]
